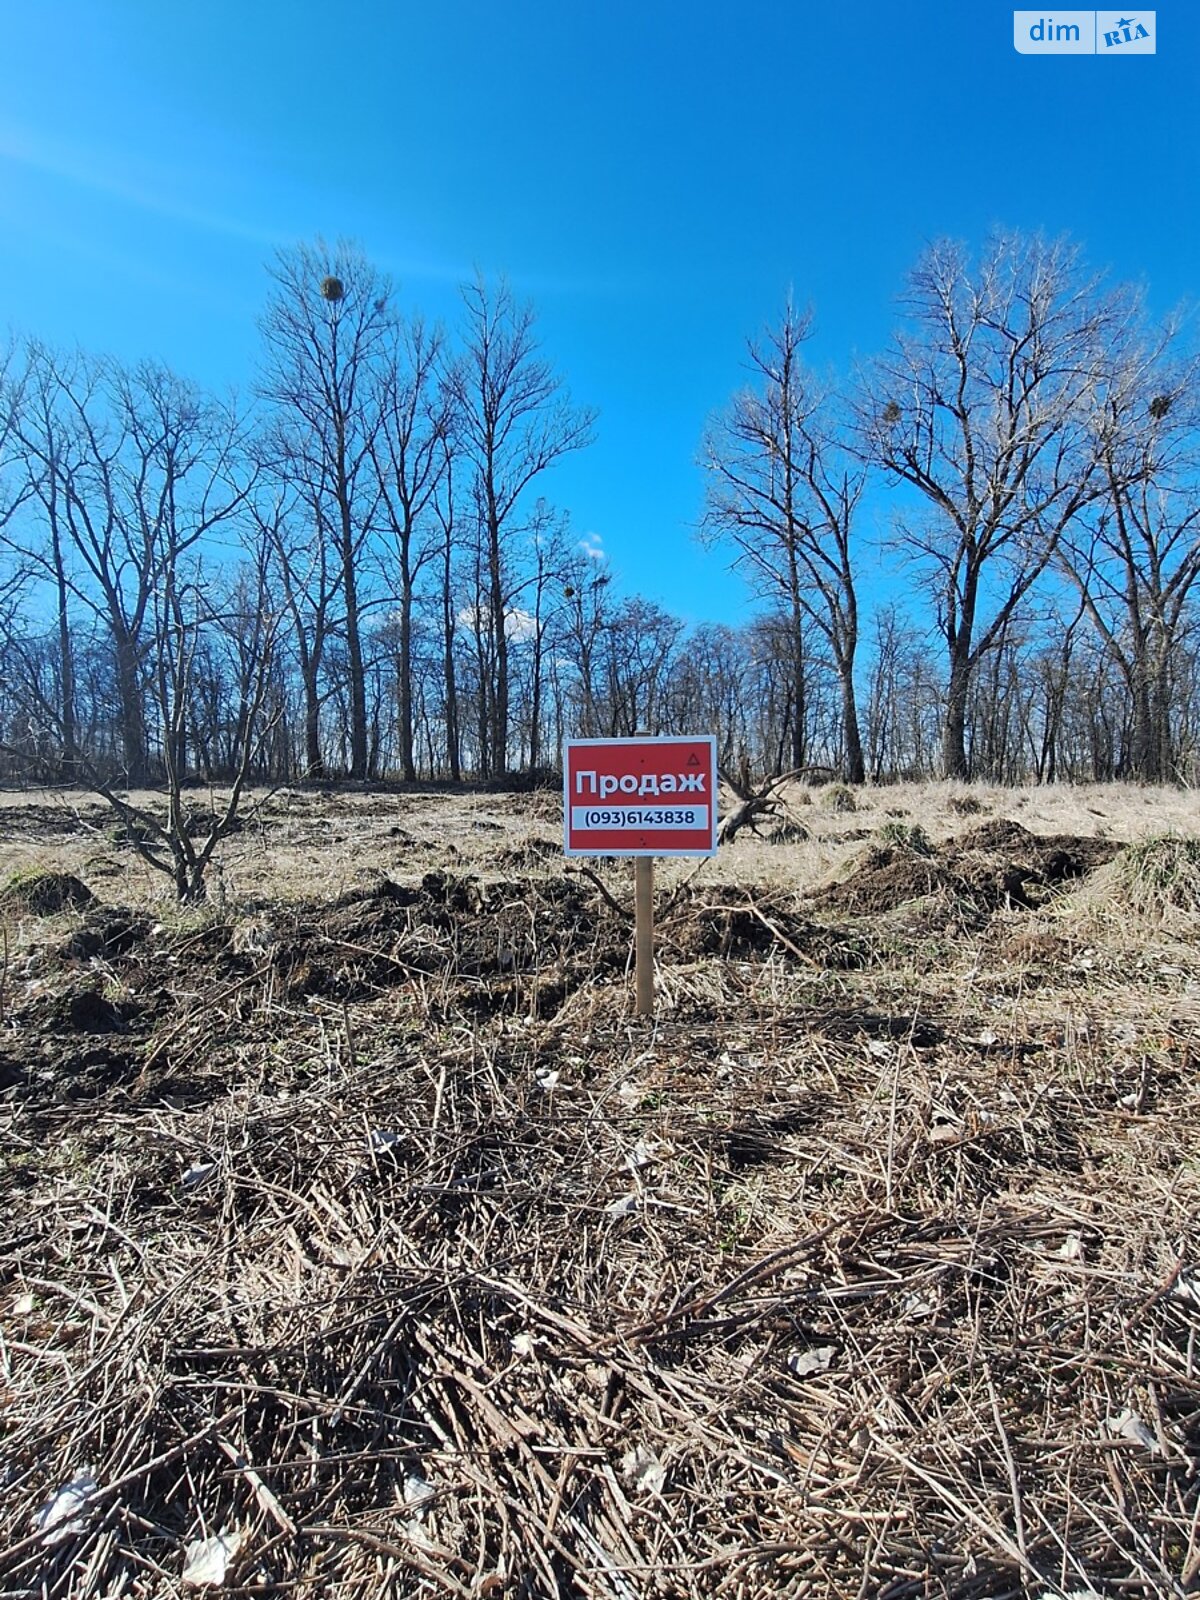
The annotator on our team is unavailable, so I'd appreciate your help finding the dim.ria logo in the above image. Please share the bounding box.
[1012,11,1155,53]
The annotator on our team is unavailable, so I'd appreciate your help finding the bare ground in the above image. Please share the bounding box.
[2,781,1200,1598]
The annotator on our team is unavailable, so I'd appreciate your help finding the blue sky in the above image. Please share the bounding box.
[1,1,1195,627]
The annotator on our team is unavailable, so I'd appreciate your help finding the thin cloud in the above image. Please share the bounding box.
[0,122,284,247]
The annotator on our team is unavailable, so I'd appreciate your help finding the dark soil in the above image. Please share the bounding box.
[57,907,152,960]
[667,886,875,968]
[814,818,1118,920]
[0,826,1114,1112]
[1,869,96,914]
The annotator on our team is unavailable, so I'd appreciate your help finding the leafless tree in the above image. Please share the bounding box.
[1058,342,1200,781]
[445,276,595,776]
[432,443,463,781]
[703,302,867,779]
[515,501,574,771]
[857,232,1131,779]
[111,537,281,902]
[558,560,614,740]
[370,314,452,780]
[4,346,251,783]
[258,240,390,779]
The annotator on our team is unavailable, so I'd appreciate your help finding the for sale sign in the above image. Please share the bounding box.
[563,735,719,857]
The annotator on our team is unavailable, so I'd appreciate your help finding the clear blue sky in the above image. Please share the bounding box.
[1,2,1195,626]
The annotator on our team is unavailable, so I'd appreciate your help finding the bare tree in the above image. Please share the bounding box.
[0,355,271,898]
[370,314,451,781]
[258,240,390,779]
[116,539,281,902]
[857,233,1130,779]
[432,443,463,780]
[516,501,573,771]
[3,347,251,784]
[445,276,595,776]
[1058,346,1200,781]
[703,303,867,780]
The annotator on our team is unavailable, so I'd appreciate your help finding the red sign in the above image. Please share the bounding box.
[563,735,719,857]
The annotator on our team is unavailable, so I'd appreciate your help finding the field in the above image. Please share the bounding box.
[3,780,1200,1599]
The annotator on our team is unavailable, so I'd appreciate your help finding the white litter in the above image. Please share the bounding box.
[625,1137,661,1172]
[1057,1232,1085,1261]
[368,1130,402,1152]
[403,1471,436,1514]
[534,1069,561,1092]
[1104,1408,1162,1453]
[510,1332,537,1359]
[903,1291,936,1319]
[787,1345,837,1377]
[182,1162,218,1188]
[927,1122,960,1144]
[33,1469,99,1544]
[14,1291,34,1315]
[182,1528,244,1588]
[621,1444,666,1495]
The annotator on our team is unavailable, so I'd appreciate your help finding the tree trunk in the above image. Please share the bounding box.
[942,654,971,780]
[442,556,460,783]
[529,648,542,772]
[790,613,806,771]
[114,628,147,783]
[341,507,369,779]
[398,581,416,782]
[52,528,76,775]
[840,666,864,784]
[1128,658,1159,781]
[302,662,325,779]
[487,507,508,777]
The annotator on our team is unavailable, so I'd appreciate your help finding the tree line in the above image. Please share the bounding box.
[1,229,1198,812]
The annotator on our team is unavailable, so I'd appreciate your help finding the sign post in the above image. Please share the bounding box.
[563,734,719,1016]
[634,856,654,1015]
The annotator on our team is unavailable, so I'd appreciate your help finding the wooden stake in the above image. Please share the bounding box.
[634,855,654,1016]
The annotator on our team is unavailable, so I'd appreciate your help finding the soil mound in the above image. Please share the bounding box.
[1,869,95,915]
[815,819,1118,920]
[666,886,874,968]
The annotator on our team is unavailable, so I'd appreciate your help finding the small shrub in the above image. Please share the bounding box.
[768,817,811,845]
[948,794,983,816]
[1116,835,1200,918]
[824,784,858,815]
[877,821,933,856]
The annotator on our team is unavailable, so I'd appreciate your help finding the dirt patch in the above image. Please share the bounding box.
[666,886,875,968]
[815,818,1118,920]
[56,907,151,961]
[494,836,559,868]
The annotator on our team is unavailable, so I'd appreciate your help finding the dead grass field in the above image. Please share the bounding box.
[3,780,1200,1599]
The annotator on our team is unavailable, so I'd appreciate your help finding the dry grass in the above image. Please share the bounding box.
[1116,836,1200,920]
[3,782,1200,1597]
